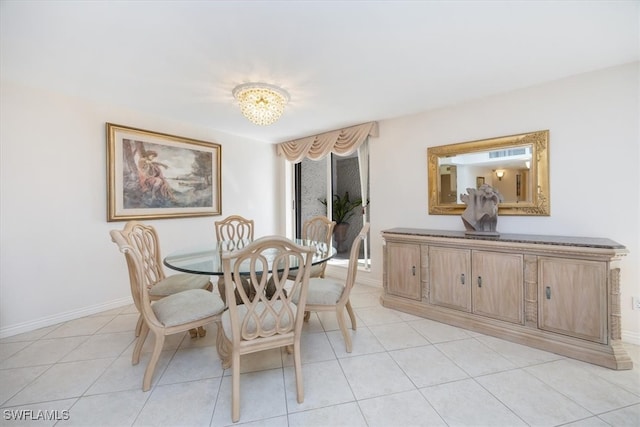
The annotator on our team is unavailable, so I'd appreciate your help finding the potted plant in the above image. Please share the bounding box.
[320,192,363,251]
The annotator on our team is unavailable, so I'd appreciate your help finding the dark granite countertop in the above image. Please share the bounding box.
[382,228,626,250]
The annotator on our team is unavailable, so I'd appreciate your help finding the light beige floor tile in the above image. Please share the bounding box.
[301,312,328,334]
[283,360,354,412]
[283,331,336,367]
[60,331,135,362]
[339,352,415,400]
[233,415,289,427]
[287,402,367,427]
[389,345,468,387]
[525,359,640,413]
[96,313,139,334]
[0,398,76,427]
[87,306,127,318]
[0,336,89,369]
[86,351,173,394]
[0,365,49,406]
[158,345,224,385]
[369,322,430,351]
[0,325,59,344]
[231,347,283,375]
[212,369,286,425]
[316,310,359,332]
[359,389,446,427]
[349,291,381,308]
[408,318,473,343]
[568,357,640,396]
[178,324,221,349]
[421,378,527,426]
[355,306,405,327]
[326,326,385,358]
[476,369,592,426]
[5,358,114,407]
[563,416,616,426]
[597,403,640,426]
[121,304,139,315]
[43,316,114,339]
[134,378,218,426]
[474,335,565,367]
[121,331,186,357]
[0,340,31,362]
[435,338,516,376]
[65,389,149,426]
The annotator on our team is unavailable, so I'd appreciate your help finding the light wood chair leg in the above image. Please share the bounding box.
[293,341,304,403]
[135,314,143,337]
[143,333,164,391]
[231,352,241,422]
[303,311,311,322]
[133,322,149,365]
[336,308,352,353]
[345,300,357,330]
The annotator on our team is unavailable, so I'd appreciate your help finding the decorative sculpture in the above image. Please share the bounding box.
[460,184,503,236]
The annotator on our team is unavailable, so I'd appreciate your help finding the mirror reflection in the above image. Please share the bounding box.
[428,130,550,216]
[438,145,533,204]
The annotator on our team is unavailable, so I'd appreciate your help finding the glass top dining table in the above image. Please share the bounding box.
[163,239,336,276]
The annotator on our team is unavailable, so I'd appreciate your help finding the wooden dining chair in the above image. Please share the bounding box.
[217,236,315,423]
[214,214,254,241]
[214,215,255,305]
[292,223,369,353]
[110,221,213,340]
[295,216,336,279]
[111,229,225,391]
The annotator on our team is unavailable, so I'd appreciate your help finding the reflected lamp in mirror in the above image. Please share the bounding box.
[427,130,550,216]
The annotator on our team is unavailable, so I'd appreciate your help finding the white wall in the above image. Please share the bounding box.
[369,63,640,343]
[3,63,639,343]
[0,81,281,337]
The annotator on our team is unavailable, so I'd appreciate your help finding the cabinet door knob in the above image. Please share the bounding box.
[460,273,465,285]
[546,286,551,299]
[477,276,482,287]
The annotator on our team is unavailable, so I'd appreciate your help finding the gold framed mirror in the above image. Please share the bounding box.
[428,130,550,216]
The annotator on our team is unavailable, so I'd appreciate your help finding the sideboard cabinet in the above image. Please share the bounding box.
[381,228,631,369]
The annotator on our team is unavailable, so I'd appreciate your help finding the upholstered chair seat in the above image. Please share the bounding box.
[149,274,212,297]
[152,289,225,327]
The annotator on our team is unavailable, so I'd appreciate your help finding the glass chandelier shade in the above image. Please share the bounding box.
[232,83,290,126]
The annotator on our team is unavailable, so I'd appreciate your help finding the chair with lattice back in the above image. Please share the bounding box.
[111,226,225,391]
[292,223,369,353]
[214,215,255,304]
[110,221,213,340]
[217,236,315,422]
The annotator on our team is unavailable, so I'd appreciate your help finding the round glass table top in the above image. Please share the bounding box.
[163,239,336,275]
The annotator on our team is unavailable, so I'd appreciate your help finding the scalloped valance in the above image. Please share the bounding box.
[276,121,378,162]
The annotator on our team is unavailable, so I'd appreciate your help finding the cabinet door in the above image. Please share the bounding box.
[387,242,421,300]
[429,246,471,311]
[472,251,524,324]
[538,257,607,343]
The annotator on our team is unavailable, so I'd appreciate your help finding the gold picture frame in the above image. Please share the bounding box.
[107,123,221,221]
[427,130,550,216]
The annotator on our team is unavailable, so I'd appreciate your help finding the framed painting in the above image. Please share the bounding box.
[107,123,221,221]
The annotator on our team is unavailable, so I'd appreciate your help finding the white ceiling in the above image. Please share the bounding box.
[1,1,638,144]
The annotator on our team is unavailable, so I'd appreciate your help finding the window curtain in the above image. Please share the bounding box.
[276,122,378,163]
[357,139,370,269]
[277,121,377,269]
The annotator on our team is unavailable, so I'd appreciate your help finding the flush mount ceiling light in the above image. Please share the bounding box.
[232,83,289,126]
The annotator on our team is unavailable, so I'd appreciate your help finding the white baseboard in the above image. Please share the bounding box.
[0,296,134,339]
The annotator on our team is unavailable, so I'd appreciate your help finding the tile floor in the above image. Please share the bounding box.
[1,283,639,426]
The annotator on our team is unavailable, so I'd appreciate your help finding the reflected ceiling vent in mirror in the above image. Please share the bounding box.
[232,83,289,126]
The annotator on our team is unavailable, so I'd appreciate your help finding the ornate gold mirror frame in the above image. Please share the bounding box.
[428,130,550,216]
